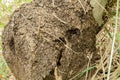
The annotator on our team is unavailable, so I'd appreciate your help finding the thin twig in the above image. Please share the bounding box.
[52,13,67,24]
[54,67,62,80]
[107,0,119,80]
[52,0,55,7]
[78,0,86,13]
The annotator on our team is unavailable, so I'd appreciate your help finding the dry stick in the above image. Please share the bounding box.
[95,26,120,79]
[52,13,67,24]
[54,67,62,80]
[97,75,108,80]
[107,0,119,80]
[52,0,55,7]
[101,41,112,79]
[110,65,120,79]
[91,41,112,80]
[101,56,106,79]
[99,49,106,79]
[91,43,113,80]
[68,0,71,2]
[92,56,108,80]
[77,0,86,13]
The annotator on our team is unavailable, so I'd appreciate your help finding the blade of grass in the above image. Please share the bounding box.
[69,66,96,80]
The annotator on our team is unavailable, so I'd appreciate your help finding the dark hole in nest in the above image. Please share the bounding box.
[57,49,64,66]
[59,37,66,44]
[9,37,15,54]
[66,28,80,35]
[66,28,80,40]
[50,69,54,75]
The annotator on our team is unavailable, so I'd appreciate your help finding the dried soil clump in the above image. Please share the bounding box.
[2,0,99,80]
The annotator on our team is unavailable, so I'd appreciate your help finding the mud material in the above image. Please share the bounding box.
[2,0,100,80]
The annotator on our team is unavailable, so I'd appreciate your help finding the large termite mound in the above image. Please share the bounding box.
[2,0,99,80]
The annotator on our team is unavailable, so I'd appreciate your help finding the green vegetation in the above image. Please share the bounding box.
[0,0,32,28]
[0,55,10,79]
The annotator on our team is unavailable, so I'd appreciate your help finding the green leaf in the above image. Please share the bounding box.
[25,0,32,3]
[77,66,96,80]
[117,49,120,56]
[0,58,10,79]
[116,33,120,42]
[6,5,12,13]
[0,11,3,17]
[70,66,96,80]
[0,22,5,28]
